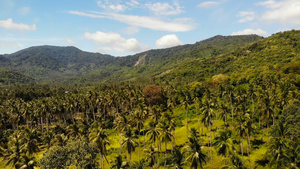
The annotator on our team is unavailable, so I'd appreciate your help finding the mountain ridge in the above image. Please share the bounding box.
[0,33,282,85]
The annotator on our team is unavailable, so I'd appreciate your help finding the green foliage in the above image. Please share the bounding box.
[40,139,99,169]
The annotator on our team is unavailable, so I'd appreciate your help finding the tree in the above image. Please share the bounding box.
[22,127,40,156]
[201,91,214,168]
[4,131,24,168]
[171,147,185,169]
[184,137,207,169]
[266,137,289,168]
[180,91,191,138]
[146,120,161,167]
[89,122,109,169]
[213,130,235,159]
[143,84,164,107]
[15,155,37,169]
[110,155,129,169]
[144,146,157,169]
[122,126,136,169]
[159,120,173,168]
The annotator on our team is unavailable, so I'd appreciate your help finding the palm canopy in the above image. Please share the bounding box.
[213,130,235,157]
[184,137,207,169]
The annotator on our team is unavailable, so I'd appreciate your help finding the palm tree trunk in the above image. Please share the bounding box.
[138,128,141,161]
[92,105,96,122]
[185,108,189,138]
[241,138,244,156]
[157,140,160,168]
[247,133,251,169]
[129,152,132,169]
[46,115,49,134]
[41,116,44,133]
[164,141,167,169]
[119,131,122,155]
[210,123,213,169]
[230,95,234,123]
[251,96,254,119]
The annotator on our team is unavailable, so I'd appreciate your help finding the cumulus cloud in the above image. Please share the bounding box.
[156,34,182,49]
[0,18,36,31]
[231,28,269,37]
[84,31,142,52]
[258,0,300,25]
[198,1,220,8]
[238,11,255,23]
[69,11,195,32]
[146,1,183,15]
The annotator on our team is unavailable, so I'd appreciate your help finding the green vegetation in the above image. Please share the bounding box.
[0,35,262,84]
[0,30,299,169]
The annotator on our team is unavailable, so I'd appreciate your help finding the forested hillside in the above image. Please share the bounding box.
[0,35,262,84]
[0,30,299,169]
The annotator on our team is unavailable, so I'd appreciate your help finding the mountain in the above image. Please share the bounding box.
[0,46,115,83]
[3,32,293,85]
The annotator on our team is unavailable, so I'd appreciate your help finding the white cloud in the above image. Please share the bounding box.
[19,7,31,15]
[126,0,140,7]
[67,39,76,45]
[68,11,104,18]
[0,18,36,31]
[156,34,182,49]
[256,0,280,8]
[231,28,269,37]
[70,11,195,32]
[198,1,220,8]
[107,13,195,32]
[97,0,127,12]
[146,1,183,15]
[238,11,255,23]
[84,31,142,52]
[258,0,300,25]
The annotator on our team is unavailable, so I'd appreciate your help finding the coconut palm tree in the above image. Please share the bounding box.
[171,147,185,169]
[159,120,173,168]
[110,155,129,169]
[222,154,247,169]
[15,155,37,169]
[4,131,24,168]
[184,137,207,169]
[201,93,214,168]
[213,130,235,157]
[266,137,289,168]
[130,109,144,160]
[122,126,136,169]
[144,146,157,169]
[22,127,40,156]
[146,120,161,167]
[181,92,191,138]
[89,122,110,169]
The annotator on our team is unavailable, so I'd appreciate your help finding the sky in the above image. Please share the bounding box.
[0,0,300,56]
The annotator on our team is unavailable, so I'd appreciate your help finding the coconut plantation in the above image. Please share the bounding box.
[0,30,299,169]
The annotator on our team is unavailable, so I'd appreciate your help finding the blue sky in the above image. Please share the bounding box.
[1,0,300,56]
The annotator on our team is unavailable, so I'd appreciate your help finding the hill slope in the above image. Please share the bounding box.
[0,34,268,84]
